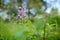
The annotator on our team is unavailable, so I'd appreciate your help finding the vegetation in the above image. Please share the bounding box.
[0,0,60,40]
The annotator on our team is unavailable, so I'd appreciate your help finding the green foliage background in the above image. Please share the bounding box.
[0,0,60,40]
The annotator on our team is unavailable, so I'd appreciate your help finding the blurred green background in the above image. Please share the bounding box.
[0,0,60,40]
